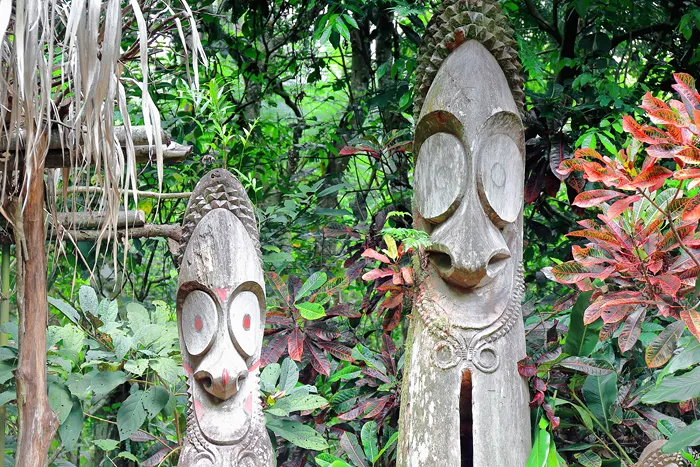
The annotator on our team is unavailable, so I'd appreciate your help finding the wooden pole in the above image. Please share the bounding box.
[14,134,59,466]
[0,243,10,467]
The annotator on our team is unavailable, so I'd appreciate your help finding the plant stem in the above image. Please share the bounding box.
[0,243,10,467]
[571,392,634,465]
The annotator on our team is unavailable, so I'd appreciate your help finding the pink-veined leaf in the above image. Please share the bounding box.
[649,274,682,296]
[361,268,394,282]
[260,330,290,366]
[305,341,331,376]
[680,308,700,342]
[606,195,641,219]
[572,189,624,208]
[618,306,647,353]
[550,261,599,284]
[624,165,672,191]
[317,341,355,362]
[400,266,414,285]
[326,303,362,318]
[288,328,305,361]
[646,143,686,159]
[682,195,700,222]
[645,320,685,368]
[381,291,403,309]
[361,248,391,264]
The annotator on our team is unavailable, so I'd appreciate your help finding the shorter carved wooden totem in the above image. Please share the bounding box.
[177,169,273,466]
[397,1,530,466]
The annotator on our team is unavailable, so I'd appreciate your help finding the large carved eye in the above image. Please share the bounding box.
[182,290,217,356]
[414,132,467,223]
[229,291,260,358]
[476,112,524,226]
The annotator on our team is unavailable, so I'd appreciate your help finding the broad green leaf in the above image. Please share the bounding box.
[296,302,326,320]
[340,431,367,467]
[563,292,601,357]
[582,373,617,431]
[0,391,14,407]
[663,420,700,453]
[279,358,299,394]
[48,296,80,325]
[570,403,594,431]
[133,324,165,347]
[666,340,700,374]
[112,332,135,361]
[117,390,148,440]
[91,371,128,398]
[117,452,139,462]
[79,286,99,317]
[645,320,685,368]
[142,386,170,419]
[152,300,170,324]
[328,365,362,383]
[150,357,181,384]
[575,451,602,467]
[97,299,119,324]
[93,439,120,451]
[58,396,83,450]
[0,347,16,361]
[296,272,327,301]
[641,366,700,404]
[361,421,379,462]
[526,418,552,467]
[127,302,150,331]
[260,363,281,393]
[49,383,73,424]
[265,416,329,451]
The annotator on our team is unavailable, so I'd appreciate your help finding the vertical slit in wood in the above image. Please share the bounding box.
[459,369,473,466]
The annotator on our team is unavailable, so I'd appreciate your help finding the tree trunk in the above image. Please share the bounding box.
[14,133,58,466]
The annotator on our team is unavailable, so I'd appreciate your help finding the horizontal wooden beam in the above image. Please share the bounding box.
[0,223,181,244]
[53,210,146,229]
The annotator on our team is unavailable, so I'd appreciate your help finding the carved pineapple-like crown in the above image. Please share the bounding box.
[635,440,688,467]
[413,0,525,121]
[178,169,261,264]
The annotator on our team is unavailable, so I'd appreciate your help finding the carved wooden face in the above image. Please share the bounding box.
[177,208,265,444]
[413,40,524,329]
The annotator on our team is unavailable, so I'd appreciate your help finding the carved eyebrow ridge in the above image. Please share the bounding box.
[413,110,465,156]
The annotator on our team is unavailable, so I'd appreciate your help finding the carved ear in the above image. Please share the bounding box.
[474,111,525,226]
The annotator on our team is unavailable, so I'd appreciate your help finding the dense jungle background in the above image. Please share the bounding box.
[3,0,700,465]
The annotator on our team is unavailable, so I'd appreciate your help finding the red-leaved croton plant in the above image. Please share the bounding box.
[552,73,700,367]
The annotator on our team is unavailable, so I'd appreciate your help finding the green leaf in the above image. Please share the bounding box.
[260,363,281,393]
[126,302,150,330]
[97,299,119,324]
[666,339,700,373]
[124,359,149,377]
[150,357,181,384]
[93,439,120,451]
[48,296,81,325]
[663,420,700,453]
[575,451,602,467]
[142,386,170,419]
[373,432,398,463]
[582,373,618,431]
[279,358,299,394]
[265,416,329,451]
[91,370,128,398]
[340,431,368,467]
[117,390,148,440]
[641,366,700,404]
[559,356,614,376]
[328,365,362,383]
[563,292,601,357]
[296,302,326,320]
[79,286,99,317]
[0,391,14,407]
[117,452,139,462]
[296,272,327,301]
[49,383,73,424]
[58,396,83,450]
[361,421,379,462]
[526,418,552,467]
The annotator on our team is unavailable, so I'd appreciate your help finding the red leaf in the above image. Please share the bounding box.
[646,143,685,159]
[326,303,362,318]
[674,168,700,180]
[317,341,355,362]
[382,307,402,331]
[381,292,404,309]
[583,300,604,325]
[606,195,641,219]
[363,396,391,418]
[382,333,397,355]
[362,268,394,282]
[518,357,537,378]
[543,402,560,430]
[624,166,672,191]
[338,405,364,421]
[400,266,414,285]
[361,248,391,264]
[260,331,290,366]
[530,391,545,408]
[618,306,647,353]
[650,274,682,296]
[573,190,624,208]
[682,195,700,222]
[680,308,700,342]
[288,328,305,361]
[339,146,364,156]
[305,341,331,376]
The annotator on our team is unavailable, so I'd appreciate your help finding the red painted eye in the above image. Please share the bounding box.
[243,314,251,330]
[194,316,203,332]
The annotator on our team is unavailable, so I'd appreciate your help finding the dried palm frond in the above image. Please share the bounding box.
[0,0,206,256]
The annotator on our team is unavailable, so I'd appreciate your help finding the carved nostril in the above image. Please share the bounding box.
[195,372,213,391]
[236,371,247,390]
[430,251,453,272]
[486,250,510,279]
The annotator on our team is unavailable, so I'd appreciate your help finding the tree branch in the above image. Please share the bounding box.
[611,23,673,48]
[524,0,562,44]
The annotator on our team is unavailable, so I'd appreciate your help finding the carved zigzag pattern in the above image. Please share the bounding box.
[178,182,262,264]
[413,0,525,120]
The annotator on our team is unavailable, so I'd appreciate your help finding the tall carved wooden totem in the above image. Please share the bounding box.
[177,169,274,466]
[397,1,530,465]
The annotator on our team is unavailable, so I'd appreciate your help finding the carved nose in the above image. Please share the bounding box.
[194,368,248,401]
[429,246,510,288]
